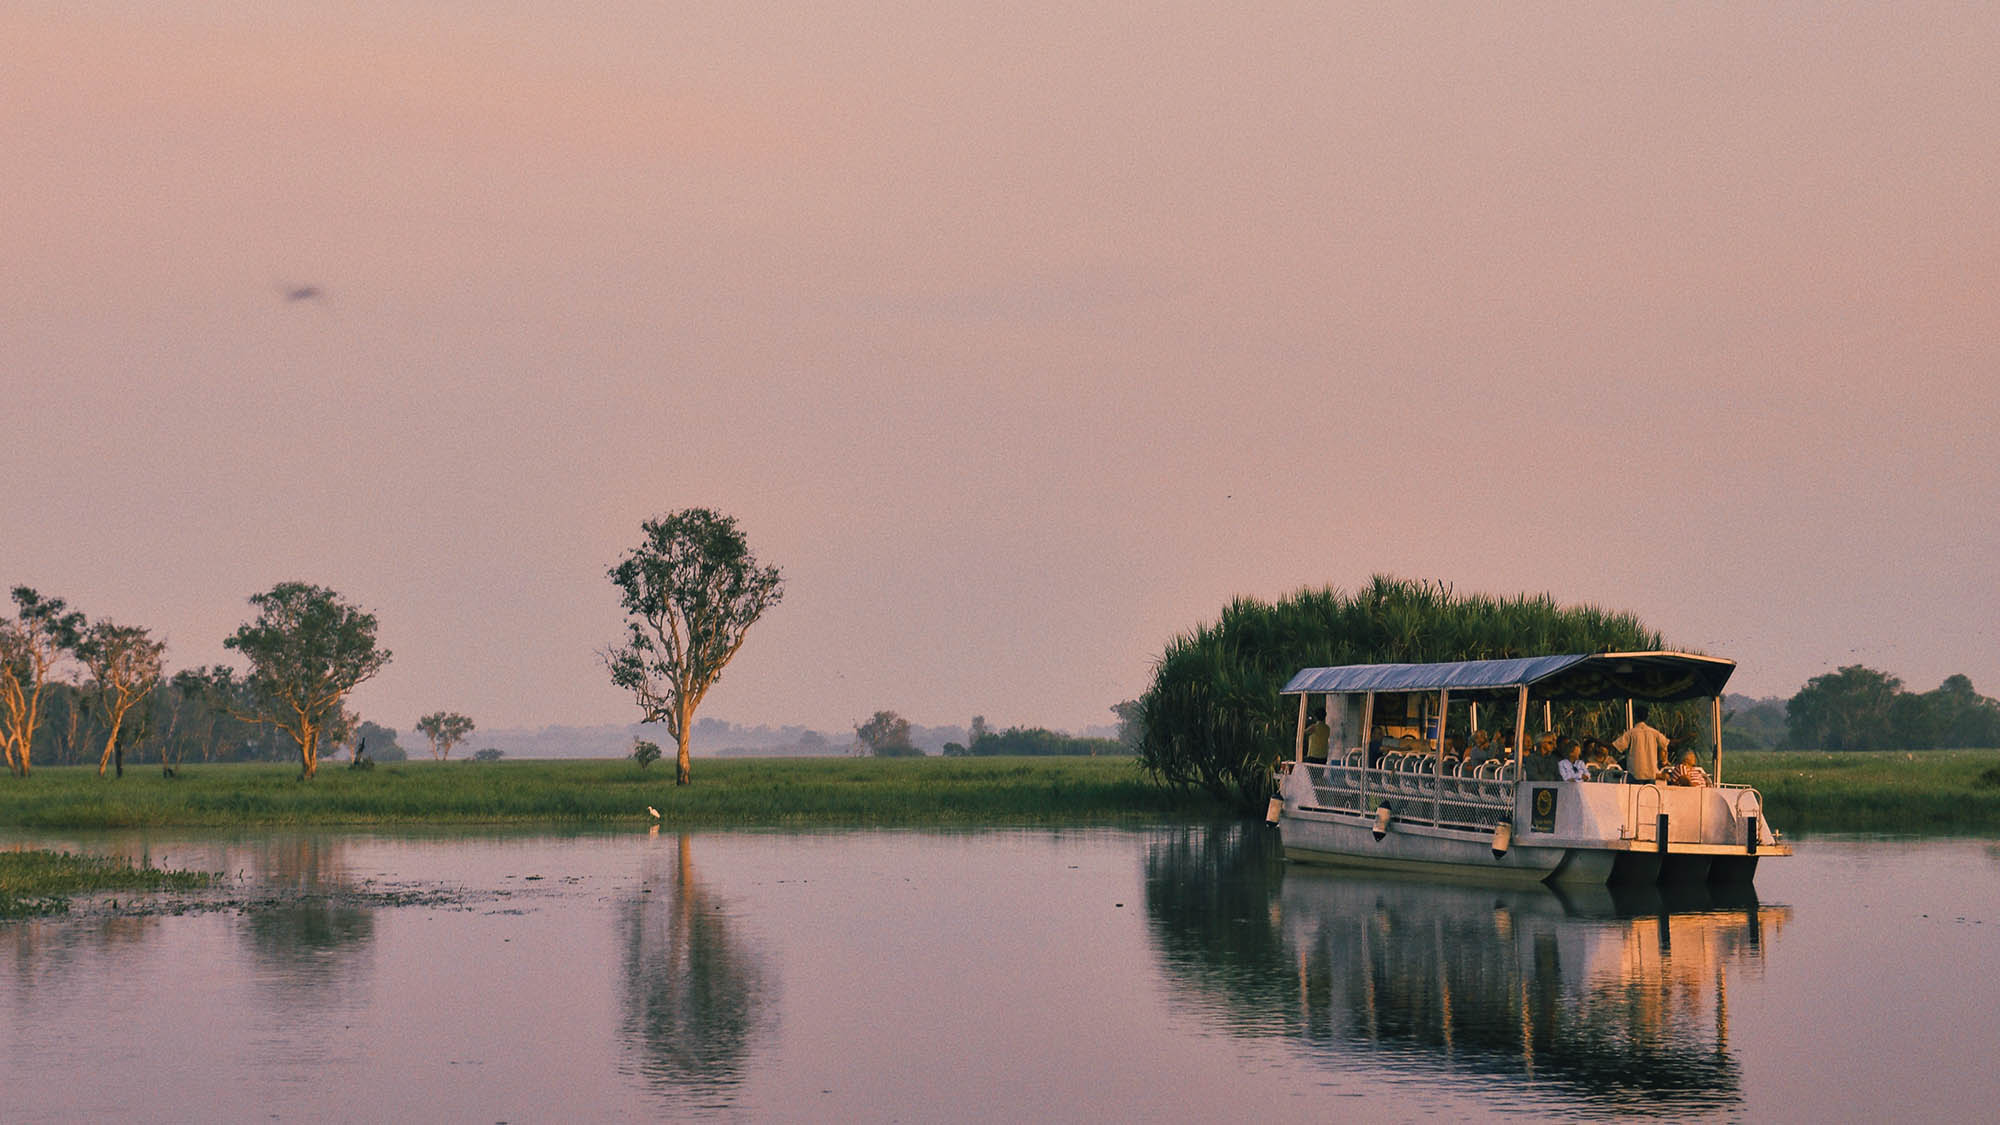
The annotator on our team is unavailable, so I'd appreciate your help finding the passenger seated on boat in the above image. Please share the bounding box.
[1668,749,1711,787]
[1303,708,1330,763]
[1584,739,1617,779]
[1524,734,1561,782]
[1557,739,1589,782]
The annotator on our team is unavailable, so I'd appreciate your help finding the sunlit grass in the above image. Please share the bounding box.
[8,750,1996,837]
[0,756,1210,830]
[0,849,214,918]
[1725,748,2000,835]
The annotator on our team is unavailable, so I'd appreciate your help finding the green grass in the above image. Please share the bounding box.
[1724,748,2000,835]
[8,751,1998,837]
[0,756,1211,830]
[0,849,214,918]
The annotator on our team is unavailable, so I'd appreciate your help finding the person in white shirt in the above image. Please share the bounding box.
[1557,739,1590,782]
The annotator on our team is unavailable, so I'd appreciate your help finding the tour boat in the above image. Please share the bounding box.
[1271,652,1788,885]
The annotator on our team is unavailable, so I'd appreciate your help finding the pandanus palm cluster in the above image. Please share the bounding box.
[1136,576,1673,813]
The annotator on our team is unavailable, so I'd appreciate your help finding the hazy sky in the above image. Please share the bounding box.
[6,2,1996,736]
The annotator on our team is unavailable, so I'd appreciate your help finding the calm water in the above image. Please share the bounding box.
[3,825,1997,1122]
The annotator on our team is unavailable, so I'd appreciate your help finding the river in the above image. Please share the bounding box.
[3,825,1996,1121]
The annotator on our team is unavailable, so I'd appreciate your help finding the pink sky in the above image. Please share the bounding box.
[5,3,1996,735]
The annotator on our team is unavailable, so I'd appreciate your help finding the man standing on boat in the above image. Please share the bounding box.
[1303,708,1331,763]
[1614,705,1670,783]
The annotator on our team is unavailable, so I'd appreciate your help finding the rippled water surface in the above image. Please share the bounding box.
[4,826,1996,1121]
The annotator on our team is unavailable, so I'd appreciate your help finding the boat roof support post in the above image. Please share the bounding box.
[1712,695,1724,785]
[1513,686,1529,773]
[1435,688,1449,824]
[1293,693,1307,763]
[1360,692,1375,801]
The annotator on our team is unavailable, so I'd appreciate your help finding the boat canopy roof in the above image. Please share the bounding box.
[1281,651,1734,703]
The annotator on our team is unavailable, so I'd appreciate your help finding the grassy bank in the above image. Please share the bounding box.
[6,750,1996,836]
[0,756,1209,830]
[0,849,214,918]
[1725,748,2000,834]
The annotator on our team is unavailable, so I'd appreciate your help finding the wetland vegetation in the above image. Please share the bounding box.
[0,848,213,918]
[0,755,1208,831]
[1727,747,2000,834]
[0,749,1996,837]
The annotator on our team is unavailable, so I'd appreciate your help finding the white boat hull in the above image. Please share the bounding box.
[1276,765,1786,887]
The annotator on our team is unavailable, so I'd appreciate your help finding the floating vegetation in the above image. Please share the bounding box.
[0,849,215,919]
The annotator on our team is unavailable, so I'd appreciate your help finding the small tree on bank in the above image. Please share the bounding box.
[0,588,85,778]
[224,582,391,779]
[76,620,166,778]
[605,509,784,786]
[855,710,921,757]
[415,711,476,760]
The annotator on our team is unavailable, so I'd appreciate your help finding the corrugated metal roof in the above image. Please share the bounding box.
[1281,652,1734,702]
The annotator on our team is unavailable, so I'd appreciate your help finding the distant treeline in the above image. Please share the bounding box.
[943,726,1127,757]
[20,671,401,770]
[1727,666,2000,752]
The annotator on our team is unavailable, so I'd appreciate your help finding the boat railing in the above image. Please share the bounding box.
[1725,784,1774,842]
[1300,758,1514,830]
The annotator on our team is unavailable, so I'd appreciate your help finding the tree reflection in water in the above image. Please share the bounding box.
[1144,824,1786,1115]
[235,836,375,1009]
[619,833,772,1109]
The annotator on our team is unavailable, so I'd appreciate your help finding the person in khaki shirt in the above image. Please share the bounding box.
[1613,705,1671,782]
[1303,708,1331,763]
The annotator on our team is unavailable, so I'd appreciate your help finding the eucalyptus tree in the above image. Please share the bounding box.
[76,620,167,777]
[224,582,391,779]
[605,509,784,786]
[415,711,476,760]
[0,587,86,778]
[854,710,919,757]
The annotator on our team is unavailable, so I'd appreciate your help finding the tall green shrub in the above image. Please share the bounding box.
[1136,576,1671,813]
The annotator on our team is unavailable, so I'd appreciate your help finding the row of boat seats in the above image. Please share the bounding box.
[1318,750,1627,785]
[1321,750,1519,784]
[1372,751,1519,781]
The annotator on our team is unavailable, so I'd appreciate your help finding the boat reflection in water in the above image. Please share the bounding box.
[1144,825,1786,1115]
